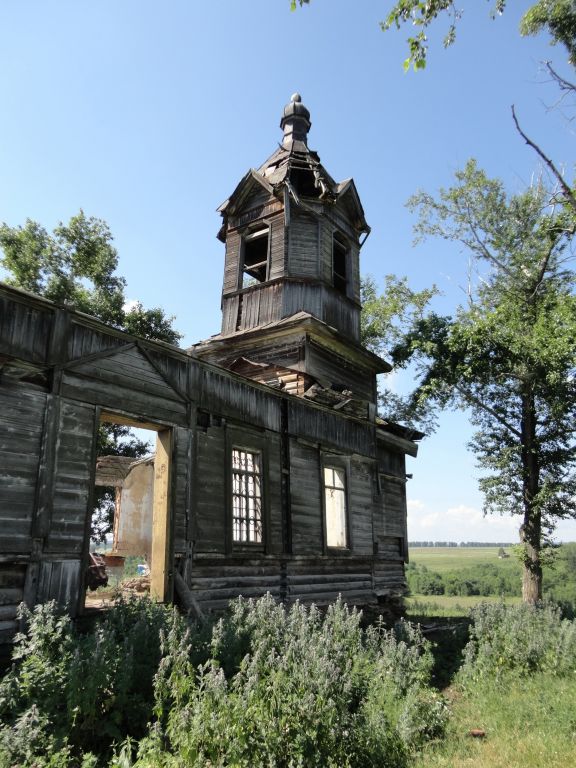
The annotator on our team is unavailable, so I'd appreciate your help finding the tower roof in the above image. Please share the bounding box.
[217,94,369,236]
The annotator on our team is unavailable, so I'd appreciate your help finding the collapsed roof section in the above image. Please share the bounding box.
[217,93,369,242]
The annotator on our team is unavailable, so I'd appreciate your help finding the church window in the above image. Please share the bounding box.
[324,465,348,548]
[241,227,269,288]
[332,234,348,295]
[232,448,263,543]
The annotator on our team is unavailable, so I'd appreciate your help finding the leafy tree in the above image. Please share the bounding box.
[361,275,440,432]
[0,211,183,540]
[291,1,576,71]
[0,210,181,345]
[385,160,576,603]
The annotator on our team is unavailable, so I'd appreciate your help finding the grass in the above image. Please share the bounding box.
[405,594,522,618]
[414,674,576,768]
[410,546,517,573]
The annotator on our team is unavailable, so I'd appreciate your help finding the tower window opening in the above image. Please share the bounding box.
[332,235,348,295]
[241,228,269,288]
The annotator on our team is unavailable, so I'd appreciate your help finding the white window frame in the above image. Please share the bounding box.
[323,465,348,549]
[231,448,263,544]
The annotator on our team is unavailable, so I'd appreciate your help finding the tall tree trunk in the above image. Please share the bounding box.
[520,387,542,604]
[520,513,542,604]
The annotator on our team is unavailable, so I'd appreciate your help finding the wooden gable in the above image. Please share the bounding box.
[61,343,188,425]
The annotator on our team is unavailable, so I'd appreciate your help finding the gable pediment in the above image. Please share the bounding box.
[218,170,276,217]
[335,179,370,234]
[65,343,187,402]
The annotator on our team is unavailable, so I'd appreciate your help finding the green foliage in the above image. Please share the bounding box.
[381,0,466,71]
[294,1,576,71]
[6,594,576,766]
[407,543,576,618]
[360,275,439,431]
[521,0,576,63]
[136,595,441,766]
[0,597,181,765]
[0,211,182,541]
[0,595,449,767]
[360,274,438,356]
[0,210,182,344]
[459,601,576,684]
[406,563,446,595]
[379,0,574,71]
[407,559,523,597]
[395,161,576,601]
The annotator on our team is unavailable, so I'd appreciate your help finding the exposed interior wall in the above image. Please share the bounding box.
[111,459,154,561]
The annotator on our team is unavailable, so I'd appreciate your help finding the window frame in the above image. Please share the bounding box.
[322,458,350,551]
[230,446,264,546]
[238,223,271,289]
[332,232,349,297]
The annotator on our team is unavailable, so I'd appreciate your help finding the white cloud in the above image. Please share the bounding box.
[123,299,139,313]
[407,500,520,541]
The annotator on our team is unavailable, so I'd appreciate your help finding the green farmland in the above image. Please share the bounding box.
[405,544,576,616]
[409,545,515,572]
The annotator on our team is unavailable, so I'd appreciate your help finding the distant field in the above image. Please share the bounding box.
[409,546,516,573]
[405,593,522,617]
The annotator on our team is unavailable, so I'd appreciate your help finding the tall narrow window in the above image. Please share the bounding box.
[241,228,269,288]
[332,235,348,295]
[232,449,262,543]
[324,466,347,548]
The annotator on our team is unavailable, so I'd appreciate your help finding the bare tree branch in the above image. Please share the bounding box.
[544,61,576,97]
[454,383,522,438]
[512,105,576,216]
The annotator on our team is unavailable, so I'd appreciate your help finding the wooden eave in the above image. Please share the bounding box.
[217,169,276,216]
[192,311,391,375]
[335,179,370,234]
[376,426,420,458]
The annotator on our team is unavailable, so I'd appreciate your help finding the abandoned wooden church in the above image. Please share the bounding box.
[0,94,421,644]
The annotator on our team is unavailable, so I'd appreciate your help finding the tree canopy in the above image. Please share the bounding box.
[376,160,576,602]
[0,210,182,345]
[0,211,183,541]
[291,1,576,71]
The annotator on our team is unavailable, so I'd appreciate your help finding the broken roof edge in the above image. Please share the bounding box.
[376,419,425,450]
[217,168,276,215]
[190,311,392,374]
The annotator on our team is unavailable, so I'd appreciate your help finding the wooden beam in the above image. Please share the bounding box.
[150,429,171,601]
[174,570,205,621]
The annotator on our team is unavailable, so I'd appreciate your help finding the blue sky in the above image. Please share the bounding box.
[1,0,575,541]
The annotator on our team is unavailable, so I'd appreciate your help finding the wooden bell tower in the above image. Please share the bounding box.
[193,94,390,418]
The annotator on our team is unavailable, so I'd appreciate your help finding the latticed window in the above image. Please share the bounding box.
[324,466,347,548]
[232,449,262,543]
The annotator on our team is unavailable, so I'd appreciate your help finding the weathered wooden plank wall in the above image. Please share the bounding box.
[289,439,323,554]
[0,294,51,363]
[0,283,414,636]
[288,210,319,278]
[268,215,286,281]
[306,340,374,401]
[349,458,376,556]
[47,401,95,555]
[0,562,26,643]
[288,398,376,457]
[0,384,46,553]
